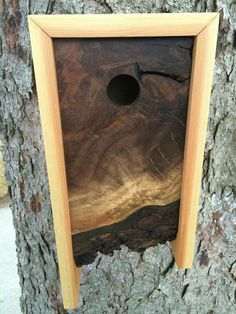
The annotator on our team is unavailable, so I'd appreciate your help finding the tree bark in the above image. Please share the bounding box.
[0,1,235,313]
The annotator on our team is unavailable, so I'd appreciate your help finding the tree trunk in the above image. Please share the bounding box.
[0,1,235,313]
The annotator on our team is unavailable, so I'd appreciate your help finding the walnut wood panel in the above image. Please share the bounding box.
[72,201,179,266]
[53,37,193,266]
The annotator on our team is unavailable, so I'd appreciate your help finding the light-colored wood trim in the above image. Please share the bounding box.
[28,17,80,309]
[29,13,218,38]
[28,13,219,308]
[172,14,219,268]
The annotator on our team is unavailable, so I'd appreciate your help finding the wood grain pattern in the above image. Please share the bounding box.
[54,37,193,266]
[73,201,179,266]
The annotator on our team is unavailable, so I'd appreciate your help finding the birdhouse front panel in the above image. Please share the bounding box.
[53,36,193,266]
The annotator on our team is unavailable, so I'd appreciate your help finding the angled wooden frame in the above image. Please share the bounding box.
[28,13,219,309]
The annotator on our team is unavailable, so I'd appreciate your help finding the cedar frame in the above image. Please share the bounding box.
[28,13,219,309]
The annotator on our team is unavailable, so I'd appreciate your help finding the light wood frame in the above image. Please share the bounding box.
[28,13,219,309]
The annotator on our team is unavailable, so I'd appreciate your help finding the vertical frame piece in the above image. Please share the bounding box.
[28,19,80,309]
[172,15,219,267]
[28,13,219,309]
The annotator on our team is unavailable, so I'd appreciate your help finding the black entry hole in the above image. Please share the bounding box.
[107,74,140,106]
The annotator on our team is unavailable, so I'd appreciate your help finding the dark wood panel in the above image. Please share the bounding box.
[72,200,179,266]
[53,37,193,267]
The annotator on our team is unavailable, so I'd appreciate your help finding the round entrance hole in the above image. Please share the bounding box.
[107,74,140,106]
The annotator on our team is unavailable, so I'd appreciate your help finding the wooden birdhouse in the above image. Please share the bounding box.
[28,13,219,309]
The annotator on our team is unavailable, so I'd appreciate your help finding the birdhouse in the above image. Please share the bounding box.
[28,13,219,309]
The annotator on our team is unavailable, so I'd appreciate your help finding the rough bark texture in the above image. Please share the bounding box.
[0,1,235,313]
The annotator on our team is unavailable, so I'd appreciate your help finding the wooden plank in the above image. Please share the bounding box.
[29,13,218,38]
[172,14,219,268]
[28,17,80,309]
[53,37,193,266]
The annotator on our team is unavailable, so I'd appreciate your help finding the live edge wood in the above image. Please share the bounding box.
[54,37,193,266]
[72,201,180,266]
[28,13,219,309]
